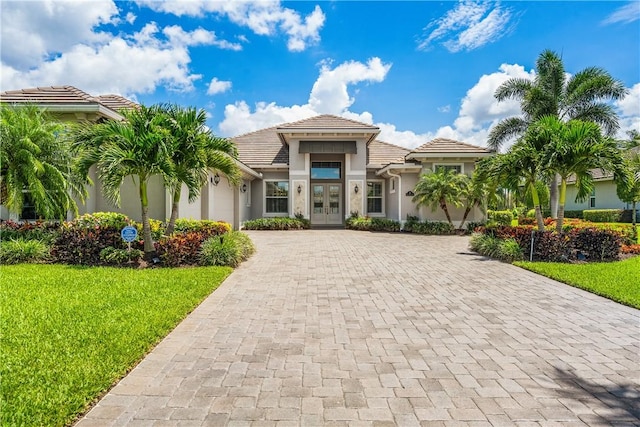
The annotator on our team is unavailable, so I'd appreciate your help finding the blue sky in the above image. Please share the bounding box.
[1,0,639,148]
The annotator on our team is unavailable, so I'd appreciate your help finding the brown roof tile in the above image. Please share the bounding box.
[0,85,98,104]
[277,114,380,131]
[367,140,410,166]
[411,138,492,154]
[233,125,289,166]
[96,94,139,111]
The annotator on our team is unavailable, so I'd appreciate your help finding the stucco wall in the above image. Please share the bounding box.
[401,173,420,221]
[565,180,629,211]
[93,174,166,221]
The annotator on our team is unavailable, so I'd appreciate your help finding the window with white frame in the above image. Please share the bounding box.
[433,164,463,174]
[367,181,384,214]
[265,181,289,214]
[589,189,596,208]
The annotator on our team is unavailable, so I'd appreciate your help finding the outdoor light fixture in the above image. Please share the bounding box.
[354,184,359,194]
[212,173,220,186]
[297,184,302,194]
[241,183,247,193]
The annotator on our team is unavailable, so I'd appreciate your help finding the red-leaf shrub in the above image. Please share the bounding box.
[621,244,640,255]
[568,228,621,261]
[0,219,61,244]
[155,232,209,267]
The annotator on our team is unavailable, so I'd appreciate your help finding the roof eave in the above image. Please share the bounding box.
[406,152,493,160]
[375,163,422,177]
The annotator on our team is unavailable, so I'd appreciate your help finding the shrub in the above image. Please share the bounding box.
[404,220,455,235]
[173,219,232,235]
[346,216,400,232]
[563,210,583,219]
[498,238,524,262]
[526,209,536,218]
[51,214,132,265]
[155,232,208,267]
[465,221,486,233]
[0,220,61,244]
[99,246,143,266]
[200,231,255,267]
[621,244,640,255]
[569,228,621,261]
[243,217,310,230]
[487,210,514,226]
[0,238,50,264]
[583,209,624,223]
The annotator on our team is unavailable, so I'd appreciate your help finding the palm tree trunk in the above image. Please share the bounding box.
[440,200,453,226]
[549,174,559,219]
[530,182,545,231]
[139,178,155,257]
[165,187,181,235]
[458,206,472,230]
[555,179,567,233]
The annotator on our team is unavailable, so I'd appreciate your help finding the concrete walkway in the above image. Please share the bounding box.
[78,230,639,426]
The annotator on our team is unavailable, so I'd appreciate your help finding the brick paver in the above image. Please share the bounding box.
[78,231,640,426]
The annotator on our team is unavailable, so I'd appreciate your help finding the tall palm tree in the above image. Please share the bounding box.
[412,168,467,226]
[72,105,173,256]
[0,104,85,219]
[162,104,240,235]
[540,116,624,232]
[488,49,628,217]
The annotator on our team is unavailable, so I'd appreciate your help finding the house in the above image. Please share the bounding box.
[1,86,492,228]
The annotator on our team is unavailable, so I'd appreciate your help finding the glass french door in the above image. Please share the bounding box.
[311,184,342,225]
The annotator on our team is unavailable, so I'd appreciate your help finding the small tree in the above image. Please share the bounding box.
[458,172,487,229]
[616,148,640,226]
[412,168,467,226]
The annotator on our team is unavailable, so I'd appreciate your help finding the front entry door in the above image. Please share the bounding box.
[311,184,342,225]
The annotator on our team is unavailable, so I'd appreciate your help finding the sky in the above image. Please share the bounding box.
[1,0,639,149]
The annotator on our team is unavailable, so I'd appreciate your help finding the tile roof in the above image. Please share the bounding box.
[233,125,290,166]
[411,138,492,154]
[567,147,640,183]
[0,85,98,104]
[277,114,380,131]
[367,140,410,166]
[95,94,139,111]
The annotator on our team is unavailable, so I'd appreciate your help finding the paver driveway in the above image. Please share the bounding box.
[78,230,639,426]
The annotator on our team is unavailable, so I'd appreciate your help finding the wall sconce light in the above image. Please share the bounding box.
[212,173,220,186]
[297,184,302,194]
[354,184,359,194]
[240,183,247,193]
[405,190,415,197]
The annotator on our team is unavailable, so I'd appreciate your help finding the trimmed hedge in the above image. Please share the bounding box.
[346,216,401,232]
[583,209,624,223]
[404,220,455,235]
[243,217,311,230]
[487,210,514,226]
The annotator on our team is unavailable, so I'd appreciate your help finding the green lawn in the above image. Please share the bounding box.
[515,256,640,309]
[0,264,232,427]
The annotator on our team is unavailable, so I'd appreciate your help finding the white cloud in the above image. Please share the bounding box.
[207,78,232,95]
[125,12,137,24]
[418,0,514,52]
[602,2,640,25]
[219,58,391,136]
[616,83,640,138]
[437,105,451,113]
[136,1,325,52]
[0,0,119,69]
[0,23,223,95]
[162,25,242,50]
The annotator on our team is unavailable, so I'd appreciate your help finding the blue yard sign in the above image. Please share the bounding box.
[120,226,138,243]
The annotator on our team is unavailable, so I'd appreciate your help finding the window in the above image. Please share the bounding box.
[265,181,289,214]
[589,189,596,208]
[390,178,395,193]
[433,164,462,174]
[311,162,341,180]
[367,181,384,214]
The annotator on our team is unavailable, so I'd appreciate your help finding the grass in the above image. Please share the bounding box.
[0,264,232,427]
[515,256,640,309]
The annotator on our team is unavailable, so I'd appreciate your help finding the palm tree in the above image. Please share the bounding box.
[412,168,467,226]
[479,137,547,231]
[0,104,85,219]
[458,172,487,229]
[541,116,624,232]
[162,104,240,235]
[72,105,173,256]
[616,146,640,226]
[488,49,628,217]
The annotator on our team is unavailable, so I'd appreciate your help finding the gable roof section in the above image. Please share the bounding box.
[0,85,132,121]
[233,125,290,167]
[277,114,380,131]
[367,140,410,167]
[407,138,492,160]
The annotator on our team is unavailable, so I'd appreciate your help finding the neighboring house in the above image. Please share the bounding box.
[564,146,640,216]
[1,86,493,228]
